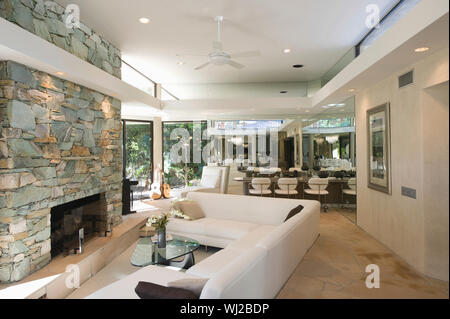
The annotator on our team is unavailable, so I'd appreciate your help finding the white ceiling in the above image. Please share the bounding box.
[58,0,395,85]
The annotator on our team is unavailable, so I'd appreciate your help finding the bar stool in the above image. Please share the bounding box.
[249,178,272,197]
[305,177,329,212]
[343,178,357,203]
[275,178,298,199]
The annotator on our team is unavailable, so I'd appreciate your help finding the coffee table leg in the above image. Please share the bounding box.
[169,252,195,270]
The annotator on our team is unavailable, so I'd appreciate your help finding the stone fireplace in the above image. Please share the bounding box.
[0,61,123,283]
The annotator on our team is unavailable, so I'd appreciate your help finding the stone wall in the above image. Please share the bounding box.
[0,61,123,283]
[0,0,121,78]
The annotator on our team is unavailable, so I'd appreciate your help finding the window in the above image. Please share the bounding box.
[123,120,153,183]
[305,118,354,129]
[208,120,282,166]
[211,120,284,130]
[121,61,156,97]
[162,121,208,188]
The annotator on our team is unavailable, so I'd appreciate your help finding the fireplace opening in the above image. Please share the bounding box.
[50,193,107,258]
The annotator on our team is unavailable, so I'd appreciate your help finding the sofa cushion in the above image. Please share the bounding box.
[167,278,209,297]
[186,247,242,278]
[167,218,258,241]
[135,281,197,299]
[226,225,276,252]
[173,200,205,220]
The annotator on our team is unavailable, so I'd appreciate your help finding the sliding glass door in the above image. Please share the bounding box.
[123,120,153,184]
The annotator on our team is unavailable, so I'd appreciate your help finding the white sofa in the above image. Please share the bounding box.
[87,192,320,299]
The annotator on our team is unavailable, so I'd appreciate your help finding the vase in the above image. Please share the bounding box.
[157,228,166,248]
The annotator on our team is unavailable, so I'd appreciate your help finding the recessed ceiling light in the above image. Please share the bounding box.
[292,64,304,68]
[139,17,150,24]
[177,61,185,65]
[414,47,429,53]
[283,49,291,54]
[280,90,288,94]
[348,88,356,93]
[55,71,64,76]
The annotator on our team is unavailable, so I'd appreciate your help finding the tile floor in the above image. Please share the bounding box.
[277,210,449,299]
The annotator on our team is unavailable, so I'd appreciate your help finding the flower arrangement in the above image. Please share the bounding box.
[171,209,191,220]
[146,213,170,231]
[169,199,192,220]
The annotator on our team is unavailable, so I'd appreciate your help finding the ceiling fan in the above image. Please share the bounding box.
[179,16,260,70]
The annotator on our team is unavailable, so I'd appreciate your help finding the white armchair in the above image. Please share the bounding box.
[179,166,230,198]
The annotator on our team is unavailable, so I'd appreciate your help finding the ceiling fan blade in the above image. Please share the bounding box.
[230,51,261,58]
[194,62,211,70]
[213,41,223,51]
[227,60,245,69]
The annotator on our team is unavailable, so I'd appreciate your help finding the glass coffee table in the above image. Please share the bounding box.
[130,235,200,269]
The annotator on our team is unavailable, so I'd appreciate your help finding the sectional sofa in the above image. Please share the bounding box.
[87,192,320,299]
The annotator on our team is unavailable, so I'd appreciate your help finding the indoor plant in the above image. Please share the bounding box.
[147,213,170,248]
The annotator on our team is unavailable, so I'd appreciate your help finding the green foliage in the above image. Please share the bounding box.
[162,122,207,187]
[147,213,170,231]
[126,123,152,180]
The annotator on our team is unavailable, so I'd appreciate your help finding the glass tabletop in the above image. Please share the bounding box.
[130,235,200,267]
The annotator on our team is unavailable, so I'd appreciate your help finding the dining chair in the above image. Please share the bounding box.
[304,177,329,212]
[343,178,357,203]
[275,178,298,199]
[249,178,272,197]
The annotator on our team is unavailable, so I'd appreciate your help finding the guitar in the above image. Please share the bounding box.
[151,182,162,200]
[161,173,171,199]
[150,164,162,200]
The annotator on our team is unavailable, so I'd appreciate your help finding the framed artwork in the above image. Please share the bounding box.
[367,103,391,194]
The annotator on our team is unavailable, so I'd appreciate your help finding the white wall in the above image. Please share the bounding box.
[152,117,163,182]
[422,82,449,281]
[355,48,449,280]
[162,82,308,100]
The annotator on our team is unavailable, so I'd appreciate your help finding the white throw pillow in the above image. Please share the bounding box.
[200,172,221,188]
